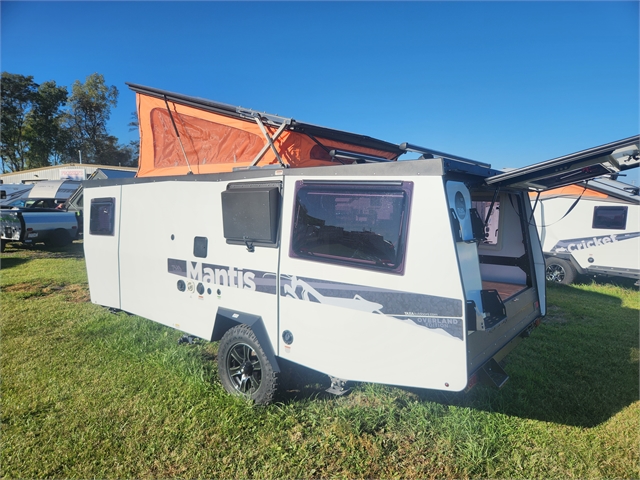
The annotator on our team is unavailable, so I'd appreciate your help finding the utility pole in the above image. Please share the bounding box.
[78,150,82,164]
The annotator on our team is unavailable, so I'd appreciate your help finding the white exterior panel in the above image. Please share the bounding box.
[278,175,469,391]
[83,185,122,309]
[116,180,280,344]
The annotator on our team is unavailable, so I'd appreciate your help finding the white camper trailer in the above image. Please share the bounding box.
[83,84,639,404]
[0,183,33,206]
[1,180,81,209]
[531,177,640,284]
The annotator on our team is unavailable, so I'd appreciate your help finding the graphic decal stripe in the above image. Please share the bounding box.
[279,274,464,340]
[167,259,464,340]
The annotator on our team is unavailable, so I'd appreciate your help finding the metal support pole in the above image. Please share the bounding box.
[251,117,289,167]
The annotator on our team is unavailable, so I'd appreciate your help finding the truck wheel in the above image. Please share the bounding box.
[545,257,577,285]
[46,229,72,247]
[217,324,278,405]
[0,240,7,253]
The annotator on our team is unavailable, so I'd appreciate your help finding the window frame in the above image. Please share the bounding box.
[289,181,413,274]
[89,197,116,236]
[592,205,628,230]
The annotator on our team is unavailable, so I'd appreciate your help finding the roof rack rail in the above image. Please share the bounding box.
[399,142,491,168]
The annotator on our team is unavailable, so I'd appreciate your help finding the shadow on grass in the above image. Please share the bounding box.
[1,241,84,262]
[204,282,637,425]
[0,257,29,269]
[275,358,335,403]
[404,284,639,428]
[575,273,638,289]
[195,348,333,404]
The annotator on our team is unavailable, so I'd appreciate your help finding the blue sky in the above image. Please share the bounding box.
[2,1,639,183]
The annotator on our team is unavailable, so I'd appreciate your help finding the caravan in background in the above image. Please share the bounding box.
[531,177,639,285]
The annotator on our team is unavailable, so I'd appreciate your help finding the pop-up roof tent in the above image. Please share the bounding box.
[130,83,640,182]
[129,83,406,177]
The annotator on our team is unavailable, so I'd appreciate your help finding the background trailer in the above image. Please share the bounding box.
[531,177,639,285]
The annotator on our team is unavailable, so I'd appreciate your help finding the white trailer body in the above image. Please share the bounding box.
[84,161,546,397]
[83,84,639,403]
[532,177,640,284]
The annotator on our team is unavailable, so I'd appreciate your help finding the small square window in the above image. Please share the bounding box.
[89,198,115,236]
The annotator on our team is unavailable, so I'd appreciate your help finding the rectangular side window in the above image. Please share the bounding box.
[89,198,115,236]
[290,182,412,273]
[592,205,627,230]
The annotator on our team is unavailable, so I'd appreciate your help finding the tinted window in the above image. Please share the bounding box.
[291,182,412,273]
[90,198,115,236]
[592,206,627,230]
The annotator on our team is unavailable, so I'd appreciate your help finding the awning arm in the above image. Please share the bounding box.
[250,116,290,167]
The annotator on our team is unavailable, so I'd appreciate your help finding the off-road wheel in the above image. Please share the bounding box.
[545,257,577,285]
[217,324,278,405]
[45,229,72,248]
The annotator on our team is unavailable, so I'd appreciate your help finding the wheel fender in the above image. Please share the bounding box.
[212,307,280,373]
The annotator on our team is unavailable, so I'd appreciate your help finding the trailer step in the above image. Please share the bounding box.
[479,358,509,389]
[326,376,351,396]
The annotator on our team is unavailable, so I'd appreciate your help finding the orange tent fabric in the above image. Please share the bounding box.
[135,92,399,177]
[528,184,609,200]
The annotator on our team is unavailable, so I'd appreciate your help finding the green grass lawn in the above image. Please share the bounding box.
[2,242,638,478]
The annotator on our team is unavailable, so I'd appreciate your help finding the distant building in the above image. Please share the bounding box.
[0,164,137,184]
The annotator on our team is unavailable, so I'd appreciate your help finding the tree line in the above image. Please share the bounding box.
[1,72,138,172]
